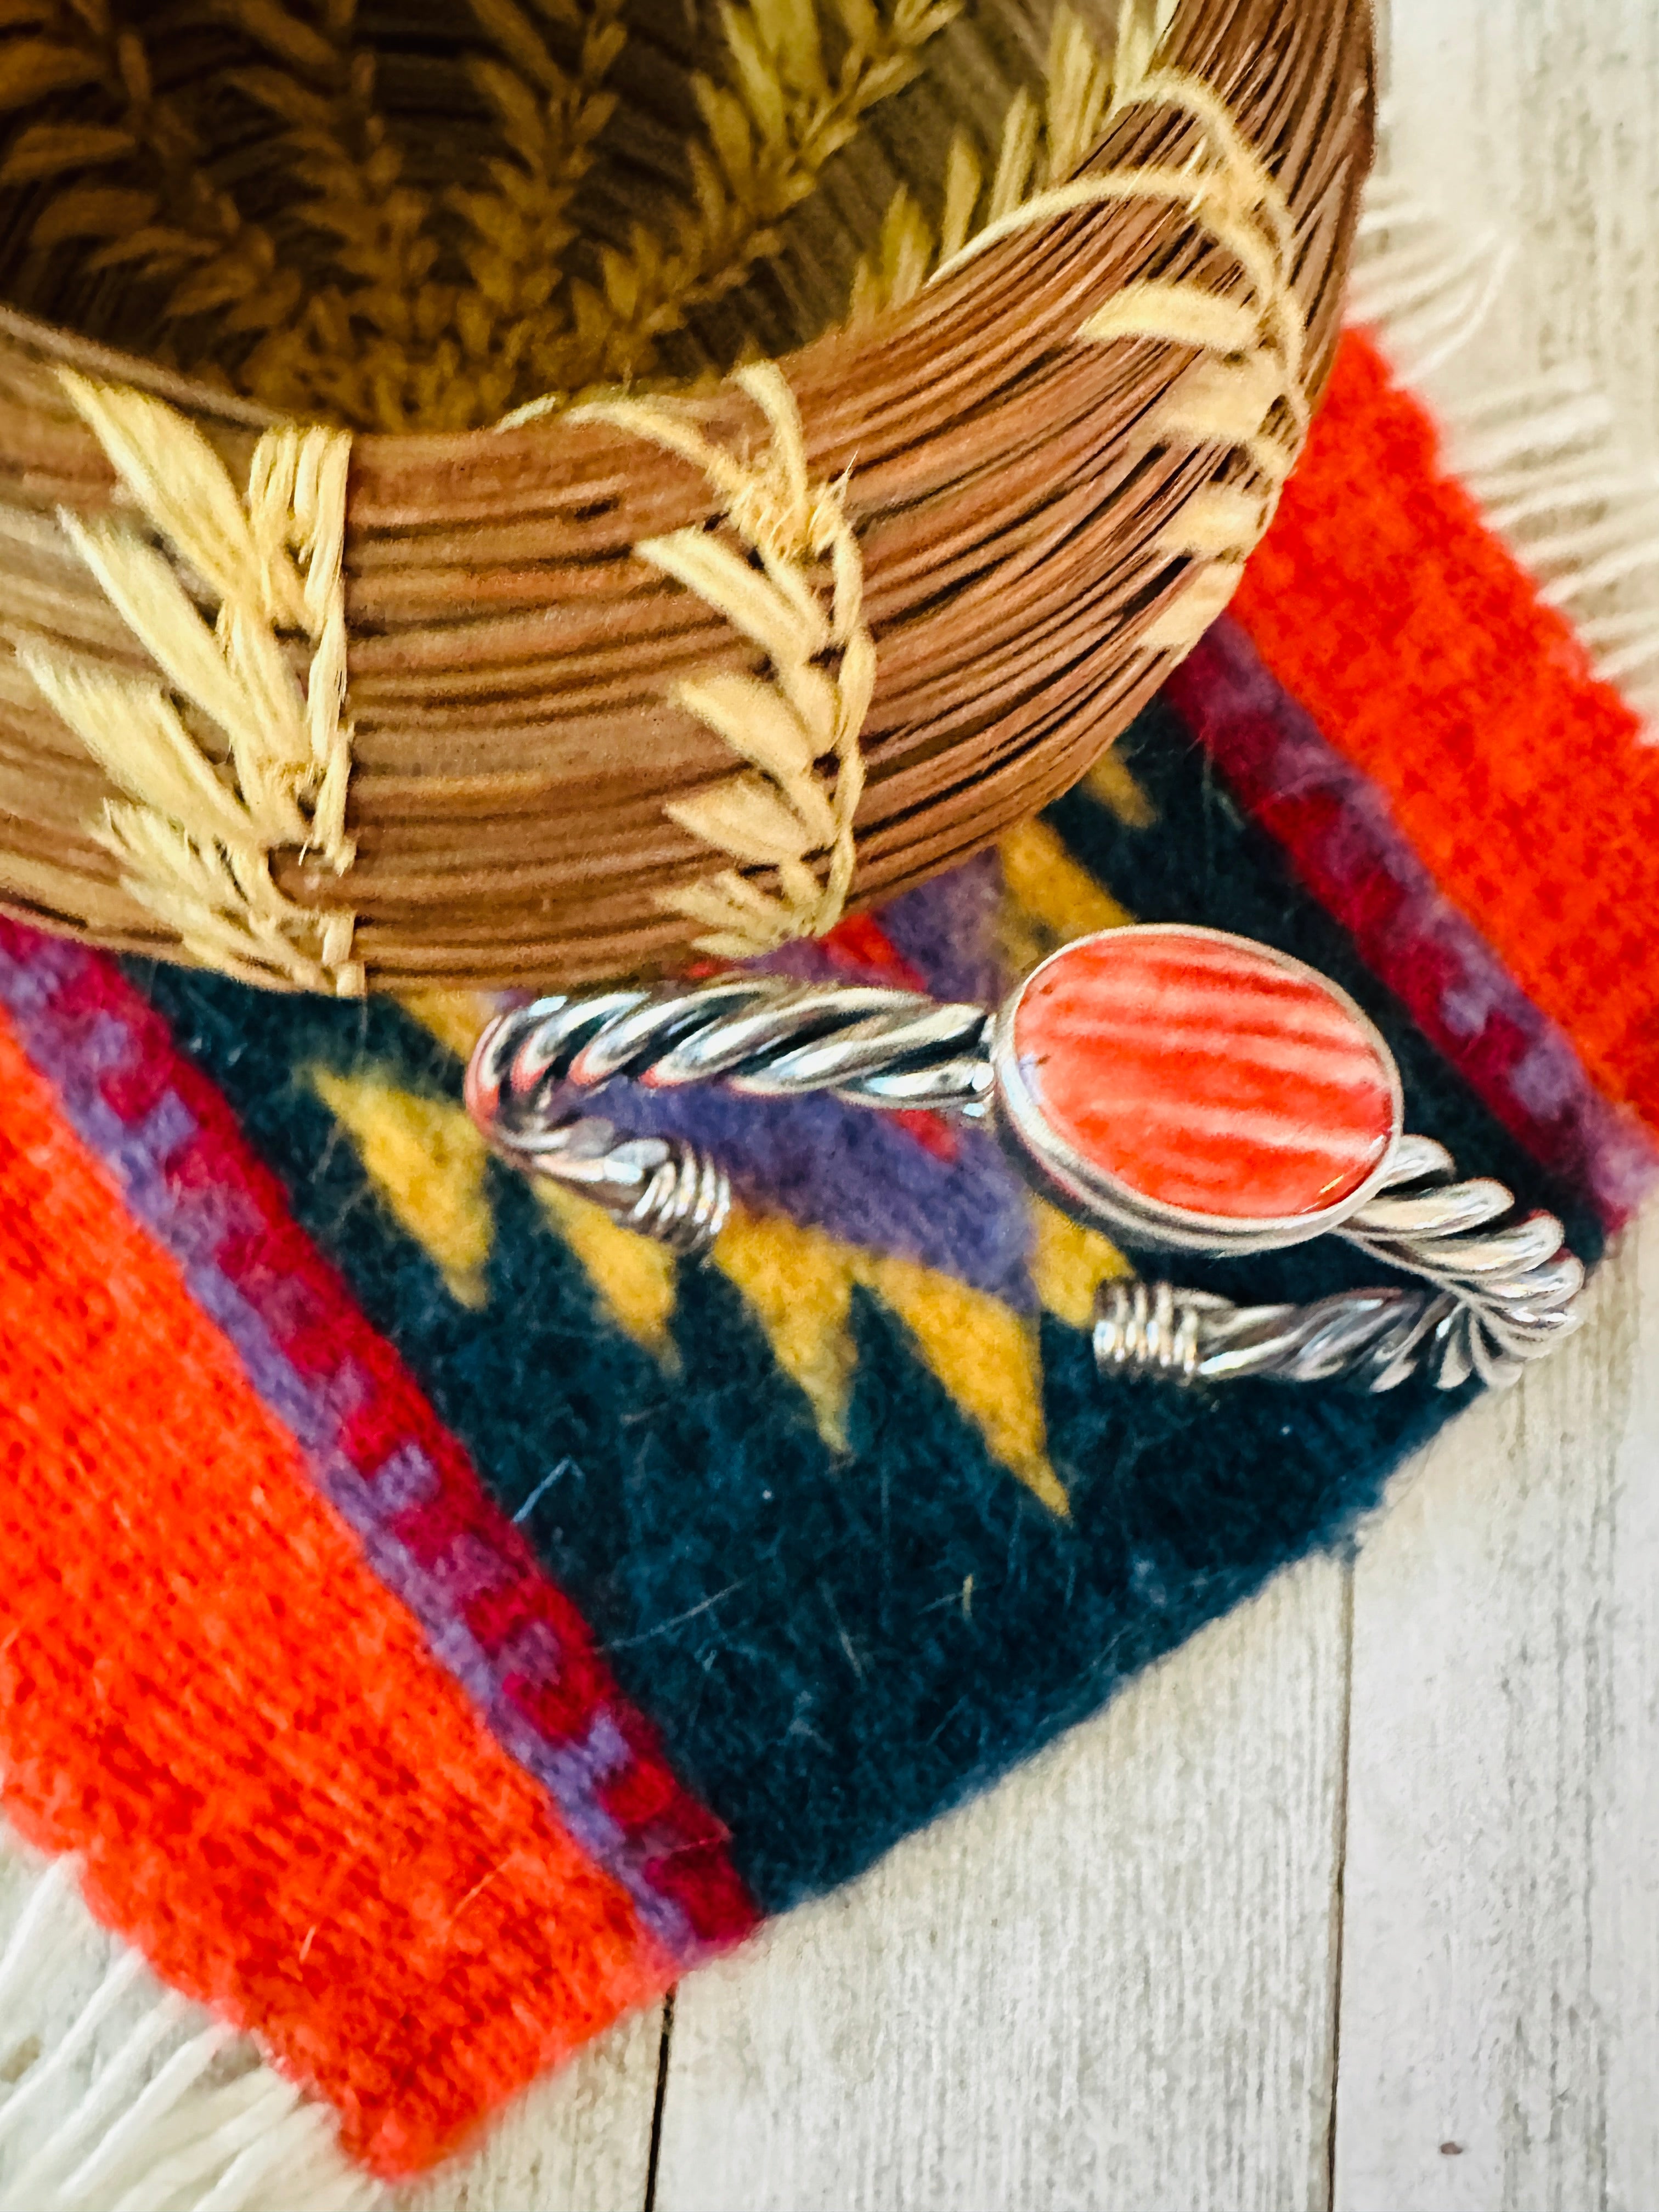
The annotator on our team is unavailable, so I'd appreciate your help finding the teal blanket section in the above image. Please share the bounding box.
[129,697,1600,1911]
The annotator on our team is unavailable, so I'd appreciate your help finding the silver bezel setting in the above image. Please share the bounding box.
[989,924,1407,1258]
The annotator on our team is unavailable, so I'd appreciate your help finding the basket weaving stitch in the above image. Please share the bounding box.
[0,0,1369,990]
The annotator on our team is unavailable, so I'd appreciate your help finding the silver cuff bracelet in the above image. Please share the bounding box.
[465,924,1586,1393]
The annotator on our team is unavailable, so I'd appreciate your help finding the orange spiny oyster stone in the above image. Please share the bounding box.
[1011,928,1398,1222]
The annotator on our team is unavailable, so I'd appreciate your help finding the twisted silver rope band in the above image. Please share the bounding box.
[465,977,988,1250]
[1095,1137,1584,1390]
[468,982,1586,1391]
[472,977,995,1115]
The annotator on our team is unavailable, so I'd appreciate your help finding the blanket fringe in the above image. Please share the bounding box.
[0,1850,377,2212]
[1352,173,1659,729]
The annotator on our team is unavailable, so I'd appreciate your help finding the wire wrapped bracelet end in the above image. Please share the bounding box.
[466,1003,733,1254]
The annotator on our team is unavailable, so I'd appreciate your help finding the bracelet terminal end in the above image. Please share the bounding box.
[468,1006,732,1256]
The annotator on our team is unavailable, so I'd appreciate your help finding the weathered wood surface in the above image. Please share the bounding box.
[1332,1233,1656,2212]
[654,1556,1349,2212]
[1384,0,1659,456]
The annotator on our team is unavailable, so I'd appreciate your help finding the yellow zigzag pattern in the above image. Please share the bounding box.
[313,1064,681,1349]
[312,1068,494,1308]
[712,1201,1077,1512]
[314,773,1152,1519]
[311,1062,1122,1516]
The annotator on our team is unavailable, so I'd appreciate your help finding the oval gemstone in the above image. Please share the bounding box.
[1009,927,1398,1223]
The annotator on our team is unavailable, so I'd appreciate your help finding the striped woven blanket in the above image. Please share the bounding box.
[3,321,1657,2203]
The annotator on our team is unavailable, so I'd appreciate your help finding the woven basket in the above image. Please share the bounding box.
[0,0,1370,994]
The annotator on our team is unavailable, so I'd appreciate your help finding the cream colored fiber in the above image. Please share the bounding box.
[571,360,872,955]
[16,374,363,995]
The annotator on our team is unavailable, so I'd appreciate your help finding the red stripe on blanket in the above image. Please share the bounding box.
[1233,328,1659,1136]
[0,1007,678,2177]
[0,923,759,1972]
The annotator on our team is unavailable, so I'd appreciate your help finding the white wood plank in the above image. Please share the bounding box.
[394,2004,663,2212]
[1385,0,1659,460]
[1600,1230,1659,2212]
[1330,4,1659,2204]
[1332,1224,1659,2212]
[652,1554,1348,2212]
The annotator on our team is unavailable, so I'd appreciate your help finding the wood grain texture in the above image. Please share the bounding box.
[1329,7,1659,2193]
[653,1555,1348,2212]
[1385,0,1659,459]
[1332,1236,1652,2212]
[1600,1240,1659,2212]
[396,2007,665,2212]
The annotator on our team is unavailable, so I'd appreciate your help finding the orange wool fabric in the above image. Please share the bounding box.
[0,1013,674,2177]
[1233,328,1659,1135]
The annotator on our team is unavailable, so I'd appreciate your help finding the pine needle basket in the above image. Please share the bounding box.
[0,0,1371,995]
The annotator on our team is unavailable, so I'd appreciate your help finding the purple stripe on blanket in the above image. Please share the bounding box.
[565,858,1039,1309]
[1168,617,1659,1227]
[0,918,719,1961]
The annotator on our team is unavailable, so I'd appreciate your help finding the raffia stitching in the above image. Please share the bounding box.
[1105,49,1307,652]
[3,0,948,430]
[15,371,364,996]
[0,0,290,340]
[571,360,872,958]
[855,0,1306,658]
